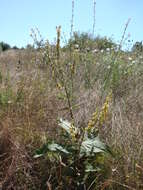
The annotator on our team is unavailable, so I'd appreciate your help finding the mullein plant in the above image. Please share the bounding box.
[34,115,112,189]
[32,1,114,187]
[51,25,76,121]
[34,92,113,188]
[85,91,112,137]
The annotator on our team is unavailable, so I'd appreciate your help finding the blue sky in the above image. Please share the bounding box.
[0,0,142,47]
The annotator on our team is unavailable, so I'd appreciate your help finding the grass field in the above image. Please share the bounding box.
[0,29,143,190]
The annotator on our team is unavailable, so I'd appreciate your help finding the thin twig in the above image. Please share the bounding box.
[103,18,131,92]
[92,0,96,37]
[70,0,74,39]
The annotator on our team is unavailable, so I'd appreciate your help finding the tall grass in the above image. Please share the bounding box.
[0,1,143,190]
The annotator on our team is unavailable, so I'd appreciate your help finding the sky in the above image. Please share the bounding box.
[0,0,142,48]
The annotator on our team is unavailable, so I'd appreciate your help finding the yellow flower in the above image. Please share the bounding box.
[86,110,98,132]
[57,83,62,90]
[86,92,112,133]
[99,92,112,125]
[70,123,76,141]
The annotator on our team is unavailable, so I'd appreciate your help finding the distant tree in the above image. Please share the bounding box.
[12,46,19,50]
[65,32,95,51]
[26,44,34,50]
[94,36,116,50]
[64,32,117,52]
[132,41,143,52]
[0,42,11,51]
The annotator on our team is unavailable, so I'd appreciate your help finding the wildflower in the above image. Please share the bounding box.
[128,57,132,61]
[70,62,75,74]
[107,65,111,69]
[106,48,110,52]
[131,60,136,64]
[92,49,99,53]
[56,26,61,59]
[74,44,79,49]
[70,123,77,141]
[57,83,62,90]
[99,92,112,125]
[52,69,55,78]
[86,110,98,132]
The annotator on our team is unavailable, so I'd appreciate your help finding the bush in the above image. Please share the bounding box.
[12,46,19,50]
[64,32,117,52]
[0,42,11,51]
[94,36,116,50]
[132,41,143,52]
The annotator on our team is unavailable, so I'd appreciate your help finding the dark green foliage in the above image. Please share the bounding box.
[95,36,117,50]
[132,41,143,52]
[64,32,117,52]
[34,119,112,189]
[0,41,11,51]
[26,44,34,50]
[12,46,19,50]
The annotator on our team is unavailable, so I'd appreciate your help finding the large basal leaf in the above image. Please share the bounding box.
[34,143,49,158]
[80,136,107,157]
[48,143,69,154]
[34,142,69,158]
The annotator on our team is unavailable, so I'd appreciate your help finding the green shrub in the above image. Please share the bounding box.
[64,32,117,52]
[0,41,11,51]
[132,41,143,52]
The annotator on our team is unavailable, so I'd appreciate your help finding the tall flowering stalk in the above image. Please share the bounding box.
[99,92,112,125]
[86,92,112,134]
[56,26,61,60]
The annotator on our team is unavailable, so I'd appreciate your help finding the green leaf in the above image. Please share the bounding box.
[34,142,69,158]
[48,143,69,154]
[85,163,100,172]
[34,154,43,158]
[58,118,72,134]
[80,136,106,157]
[35,143,48,155]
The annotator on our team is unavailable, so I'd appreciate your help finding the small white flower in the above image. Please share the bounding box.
[74,44,79,49]
[92,49,99,53]
[132,60,136,64]
[106,48,110,52]
[85,47,90,52]
[128,57,132,61]
[112,168,117,172]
